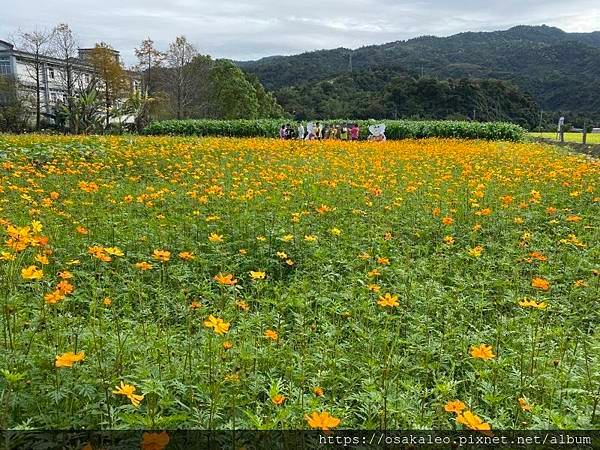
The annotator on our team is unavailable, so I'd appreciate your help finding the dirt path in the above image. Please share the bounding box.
[531,138,600,158]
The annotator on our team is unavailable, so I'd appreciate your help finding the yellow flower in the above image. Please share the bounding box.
[518,298,548,309]
[55,351,85,368]
[367,284,380,293]
[377,293,399,308]
[203,315,230,335]
[467,246,483,257]
[281,234,294,242]
[304,234,317,242]
[35,254,49,265]
[31,220,43,233]
[208,233,224,243]
[112,381,144,407]
[152,249,171,262]
[443,235,455,245]
[313,386,324,397]
[250,270,266,280]
[104,246,124,257]
[304,411,341,430]
[276,251,288,259]
[470,344,495,360]
[21,265,43,280]
[236,300,250,311]
[330,228,342,236]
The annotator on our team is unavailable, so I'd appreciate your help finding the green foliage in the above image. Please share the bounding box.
[143,119,526,141]
[238,25,600,122]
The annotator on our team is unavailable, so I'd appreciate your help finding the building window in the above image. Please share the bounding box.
[50,92,57,103]
[0,58,11,75]
[48,67,55,79]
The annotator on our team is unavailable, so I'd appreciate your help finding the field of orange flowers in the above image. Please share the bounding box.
[0,134,598,430]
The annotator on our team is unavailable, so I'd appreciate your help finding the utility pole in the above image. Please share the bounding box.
[538,110,543,136]
[348,53,353,73]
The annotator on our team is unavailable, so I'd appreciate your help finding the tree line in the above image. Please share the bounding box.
[0,26,284,133]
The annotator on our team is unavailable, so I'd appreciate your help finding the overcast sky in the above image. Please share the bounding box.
[2,0,599,66]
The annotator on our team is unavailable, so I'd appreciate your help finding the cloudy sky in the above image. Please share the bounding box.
[2,0,599,66]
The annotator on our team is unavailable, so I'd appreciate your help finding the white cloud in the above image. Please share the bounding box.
[1,0,598,65]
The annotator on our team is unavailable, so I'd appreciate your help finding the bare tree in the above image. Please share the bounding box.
[18,28,53,130]
[135,37,165,96]
[166,36,197,119]
[51,23,78,130]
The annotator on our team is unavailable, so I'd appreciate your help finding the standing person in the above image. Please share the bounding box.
[350,123,360,141]
[315,122,322,140]
[285,124,296,140]
[279,124,286,139]
[340,125,348,141]
[297,123,305,140]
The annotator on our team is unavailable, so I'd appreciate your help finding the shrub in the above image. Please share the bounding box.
[143,119,526,141]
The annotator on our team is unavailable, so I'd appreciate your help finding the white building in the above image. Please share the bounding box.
[0,39,140,124]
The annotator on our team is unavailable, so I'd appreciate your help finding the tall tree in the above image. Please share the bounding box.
[51,23,78,131]
[134,38,165,96]
[166,36,197,119]
[88,43,127,130]
[18,28,52,130]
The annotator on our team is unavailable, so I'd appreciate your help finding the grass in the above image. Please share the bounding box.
[0,135,598,431]
[531,132,600,144]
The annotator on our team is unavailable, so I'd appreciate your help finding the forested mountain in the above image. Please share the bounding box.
[238,26,600,119]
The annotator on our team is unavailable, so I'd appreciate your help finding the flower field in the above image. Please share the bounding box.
[0,135,598,430]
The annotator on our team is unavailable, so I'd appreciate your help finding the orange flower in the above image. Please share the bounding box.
[313,386,324,397]
[135,261,153,271]
[223,341,233,350]
[112,381,144,407]
[178,251,195,261]
[377,293,399,308]
[456,410,491,431]
[442,217,454,225]
[305,411,341,430]
[271,394,285,405]
[57,280,74,295]
[518,397,533,412]
[55,351,85,368]
[264,329,278,341]
[531,277,550,291]
[152,249,171,262]
[141,431,170,450]
[214,273,237,286]
[76,226,89,235]
[470,344,495,360]
[444,400,466,414]
[44,290,64,304]
[203,315,230,335]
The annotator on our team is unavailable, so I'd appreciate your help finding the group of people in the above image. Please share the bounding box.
[279,122,362,141]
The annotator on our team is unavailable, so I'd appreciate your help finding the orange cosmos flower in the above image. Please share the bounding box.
[518,397,533,412]
[112,381,144,407]
[141,432,170,450]
[135,261,153,271]
[377,293,399,308]
[223,341,233,350]
[305,411,341,430]
[56,280,74,295]
[442,217,454,225]
[456,410,491,431]
[152,249,171,262]
[236,300,249,311]
[203,315,230,335]
[271,394,285,405]
[531,277,550,291]
[470,344,495,360]
[44,290,64,304]
[214,273,237,286]
[178,251,195,261]
[313,386,324,397]
[264,329,278,341]
[444,400,466,414]
[76,226,89,235]
[55,351,85,368]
